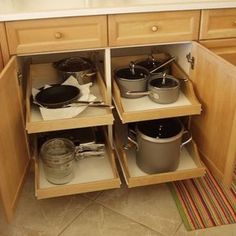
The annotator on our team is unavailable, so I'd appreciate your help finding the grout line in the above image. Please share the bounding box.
[173,222,183,236]
[57,200,94,236]
[94,201,167,236]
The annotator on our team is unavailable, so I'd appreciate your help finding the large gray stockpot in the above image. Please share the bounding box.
[128,118,192,174]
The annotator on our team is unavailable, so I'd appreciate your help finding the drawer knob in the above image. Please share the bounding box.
[54,32,63,39]
[151,25,158,32]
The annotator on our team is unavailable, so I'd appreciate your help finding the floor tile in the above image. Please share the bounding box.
[81,191,103,201]
[3,173,92,236]
[60,203,162,236]
[96,184,182,236]
[175,223,236,236]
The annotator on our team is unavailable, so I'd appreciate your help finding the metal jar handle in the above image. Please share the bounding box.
[180,130,192,149]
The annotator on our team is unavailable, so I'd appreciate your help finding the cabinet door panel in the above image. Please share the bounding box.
[190,42,236,186]
[0,57,30,221]
[108,10,200,47]
[6,16,107,54]
[200,9,236,40]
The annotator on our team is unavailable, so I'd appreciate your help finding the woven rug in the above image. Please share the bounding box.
[169,168,236,230]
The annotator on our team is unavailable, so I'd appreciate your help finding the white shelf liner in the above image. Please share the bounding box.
[39,151,114,189]
[121,91,191,112]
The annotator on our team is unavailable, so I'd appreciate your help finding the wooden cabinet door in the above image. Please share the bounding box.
[0,57,30,221]
[189,42,236,187]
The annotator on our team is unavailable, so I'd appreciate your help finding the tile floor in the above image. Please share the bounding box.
[0,172,235,236]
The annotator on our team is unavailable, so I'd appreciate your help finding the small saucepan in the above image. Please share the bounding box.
[114,62,150,98]
[126,73,180,104]
[135,56,175,74]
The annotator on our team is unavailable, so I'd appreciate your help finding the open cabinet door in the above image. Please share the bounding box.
[189,42,236,187]
[0,57,30,221]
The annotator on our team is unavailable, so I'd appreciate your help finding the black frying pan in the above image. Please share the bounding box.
[35,85,80,108]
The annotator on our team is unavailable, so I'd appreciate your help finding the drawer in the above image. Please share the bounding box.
[108,11,200,47]
[114,127,205,188]
[25,51,114,134]
[111,53,201,124]
[33,127,120,199]
[6,16,107,55]
[200,9,236,40]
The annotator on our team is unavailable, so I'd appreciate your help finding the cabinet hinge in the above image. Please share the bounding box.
[17,71,23,85]
[186,53,195,70]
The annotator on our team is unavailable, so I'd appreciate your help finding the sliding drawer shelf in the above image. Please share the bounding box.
[112,54,201,123]
[34,129,120,199]
[115,137,205,188]
[26,63,114,133]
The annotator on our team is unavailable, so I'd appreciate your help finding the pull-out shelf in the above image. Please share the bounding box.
[115,137,205,188]
[112,54,201,123]
[34,128,120,199]
[26,63,114,134]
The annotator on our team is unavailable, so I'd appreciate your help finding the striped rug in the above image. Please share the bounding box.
[169,168,236,230]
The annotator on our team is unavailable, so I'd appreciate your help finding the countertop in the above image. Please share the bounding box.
[1,0,236,21]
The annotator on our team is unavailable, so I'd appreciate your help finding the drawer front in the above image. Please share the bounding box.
[200,9,236,40]
[108,11,200,46]
[6,16,107,54]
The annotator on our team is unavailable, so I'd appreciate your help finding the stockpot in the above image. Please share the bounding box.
[126,73,180,104]
[53,57,96,84]
[114,62,150,98]
[128,118,192,174]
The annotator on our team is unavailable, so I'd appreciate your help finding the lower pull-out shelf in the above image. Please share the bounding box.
[115,138,205,188]
[34,129,121,199]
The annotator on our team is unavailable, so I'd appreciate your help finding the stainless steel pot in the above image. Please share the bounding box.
[114,62,150,98]
[128,118,192,174]
[135,56,175,74]
[126,73,180,104]
[40,138,75,185]
[53,57,96,84]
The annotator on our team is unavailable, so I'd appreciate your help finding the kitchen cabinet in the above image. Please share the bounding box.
[1,7,236,222]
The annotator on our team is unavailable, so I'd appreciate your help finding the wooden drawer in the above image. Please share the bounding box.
[25,54,114,134]
[200,9,236,40]
[6,16,107,55]
[34,128,120,199]
[114,129,205,188]
[111,54,201,124]
[108,11,200,47]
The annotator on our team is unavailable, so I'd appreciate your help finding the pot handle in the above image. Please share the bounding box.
[125,129,139,151]
[126,91,150,96]
[180,130,192,149]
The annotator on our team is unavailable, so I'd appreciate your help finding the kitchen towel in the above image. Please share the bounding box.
[169,168,236,230]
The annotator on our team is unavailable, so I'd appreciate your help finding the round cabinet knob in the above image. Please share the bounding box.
[234,21,236,25]
[151,25,158,32]
[54,32,63,39]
